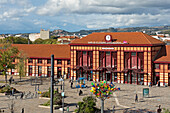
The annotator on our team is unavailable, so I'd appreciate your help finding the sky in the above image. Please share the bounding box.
[0,0,170,34]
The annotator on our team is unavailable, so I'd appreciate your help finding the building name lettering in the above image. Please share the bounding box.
[88,41,123,44]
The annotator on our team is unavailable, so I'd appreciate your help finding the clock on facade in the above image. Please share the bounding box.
[105,35,112,41]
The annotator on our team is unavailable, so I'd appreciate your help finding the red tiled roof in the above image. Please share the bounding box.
[155,45,170,62]
[71,32,164,45]
[12,44,70,59]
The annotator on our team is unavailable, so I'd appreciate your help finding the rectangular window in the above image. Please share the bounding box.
[155,64,160,69]
[38,59,42,64]
[67,60,70,65]
[106,52,111,67]
[28,65,32,75]
[57,59,62,64]
[57,67,62,78]
[28,58,33,63]
[47,59,51,64]
[168,64,170,70]
[47,66,51,77]
[83,51,87,66]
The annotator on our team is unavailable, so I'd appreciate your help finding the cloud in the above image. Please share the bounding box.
[0,0,36,22]
[36,0,170,15]
[1,0,170,33]
[58,13,170,29]
[50,26,60,30]
[24,6,36,13]
[34,0,170,30]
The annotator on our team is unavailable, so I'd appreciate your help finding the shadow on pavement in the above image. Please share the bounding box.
[147,96,160,98]
[123,108,156,113]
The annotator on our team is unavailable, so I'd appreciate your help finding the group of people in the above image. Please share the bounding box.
[69,78,84,96]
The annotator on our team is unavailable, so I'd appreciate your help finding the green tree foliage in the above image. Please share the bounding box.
[50,35,60,39]
[16,51,28,80]
[33,38,59,44]
[0,36,31,44]
[42,39,58,44]
[42,88,62,106]
[33,38,44,44]
[163,108,170,113]
[75,96,99,113]
[0,43,19,83]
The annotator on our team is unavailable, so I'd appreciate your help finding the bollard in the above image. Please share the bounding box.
[67,106,69,112]
[113,105,115,113]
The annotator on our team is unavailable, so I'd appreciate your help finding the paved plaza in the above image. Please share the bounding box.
[0,76,170,113]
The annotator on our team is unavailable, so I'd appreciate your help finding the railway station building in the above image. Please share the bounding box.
[7,32,170,86]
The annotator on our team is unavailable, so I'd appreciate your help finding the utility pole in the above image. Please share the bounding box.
[50,55,54,113]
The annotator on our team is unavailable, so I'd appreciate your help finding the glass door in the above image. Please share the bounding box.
[38,66,42,76]
[106,73,111,82]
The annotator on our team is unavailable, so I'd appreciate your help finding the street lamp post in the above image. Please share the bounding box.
[50,55,54,113]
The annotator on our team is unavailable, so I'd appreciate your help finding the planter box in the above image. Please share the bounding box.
[38,104,51,109]
[38,103,67,110]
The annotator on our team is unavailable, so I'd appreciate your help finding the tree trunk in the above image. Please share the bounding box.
[20,75,21,81]
[5,71,7,84]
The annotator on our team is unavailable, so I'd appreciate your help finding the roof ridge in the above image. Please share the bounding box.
[140,32,152,44]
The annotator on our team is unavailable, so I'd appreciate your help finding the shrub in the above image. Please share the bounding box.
[42,94,62,106]
[0,85,20,94]
[42,88,62,106]
[75,96,99,113]
[41,87,59,98]
[163,108,170,113]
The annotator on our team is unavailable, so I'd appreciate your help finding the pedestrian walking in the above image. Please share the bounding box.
[71,81,73,88]
[20,92,24,99]
[21,108,24,113]
[60,84,62,90]
[158,80,160,87]
[157,105,161,113]
[135,94,138,102]
[79,90,83,96]
[9,76,13,85]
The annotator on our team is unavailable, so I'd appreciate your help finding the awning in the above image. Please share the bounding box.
[96,67,120,73]
[123,68,146,74]
[73,66,90,71]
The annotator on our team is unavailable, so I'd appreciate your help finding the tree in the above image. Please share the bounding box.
[16,51,28,80]
[42,39,58,44]
[0,36,31,44]
[90,81,120,113]
[0,43,19,83]
[74,96,99,113]
[33,38,44,44]
[50,35,59,39]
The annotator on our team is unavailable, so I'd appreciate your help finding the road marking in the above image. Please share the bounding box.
[113,93,130,108]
